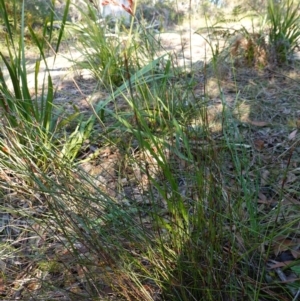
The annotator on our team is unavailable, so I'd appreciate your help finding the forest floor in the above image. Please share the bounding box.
[1,21,300,300]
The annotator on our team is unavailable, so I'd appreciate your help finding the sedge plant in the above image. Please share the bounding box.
[267,0,300,64]
[0,0,92,165]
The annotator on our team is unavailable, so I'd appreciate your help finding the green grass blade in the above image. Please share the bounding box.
[0,52,22,101]
[43,75,54,133]
[0,0,14,45]
[28,26,48,66]
[55,0,70,54]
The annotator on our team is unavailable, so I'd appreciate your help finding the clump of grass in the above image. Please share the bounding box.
[267,0,300,64]
[72,18,131,87]
[0,0,94,165]
[230,31,268,68]
[197,0,300,69]
[1,1,300,300]
[71,0,163,89]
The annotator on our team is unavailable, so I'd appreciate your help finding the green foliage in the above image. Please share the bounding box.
[0,0,91,165]
[72,11,131,87]
[72,4,162,88]
[1,1,300,301]
[0,0,52,34]
[197,0,300,67]
[267,0,300,64]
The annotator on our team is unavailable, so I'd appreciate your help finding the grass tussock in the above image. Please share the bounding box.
[0,0,300,300]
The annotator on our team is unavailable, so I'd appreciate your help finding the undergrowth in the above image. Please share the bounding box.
[0,0,300,300]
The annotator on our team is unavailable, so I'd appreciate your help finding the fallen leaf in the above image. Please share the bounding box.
[285,172,297,184]
[27,280,41,291]
[258,192,267,202]
[282,198,300,206]
[257,197,277,208]
[248,120,269,127]
[268,260,293,269]
[261,169,270,186]
[0,277,6,295]
[272,236,300,256]
[291,249,300,259]
[288,129,298,140]
[282,108,291,114]
[254,139,265,150]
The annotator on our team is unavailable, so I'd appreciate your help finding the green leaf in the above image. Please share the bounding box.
[290,265,300,276]
[55,0,70,55]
